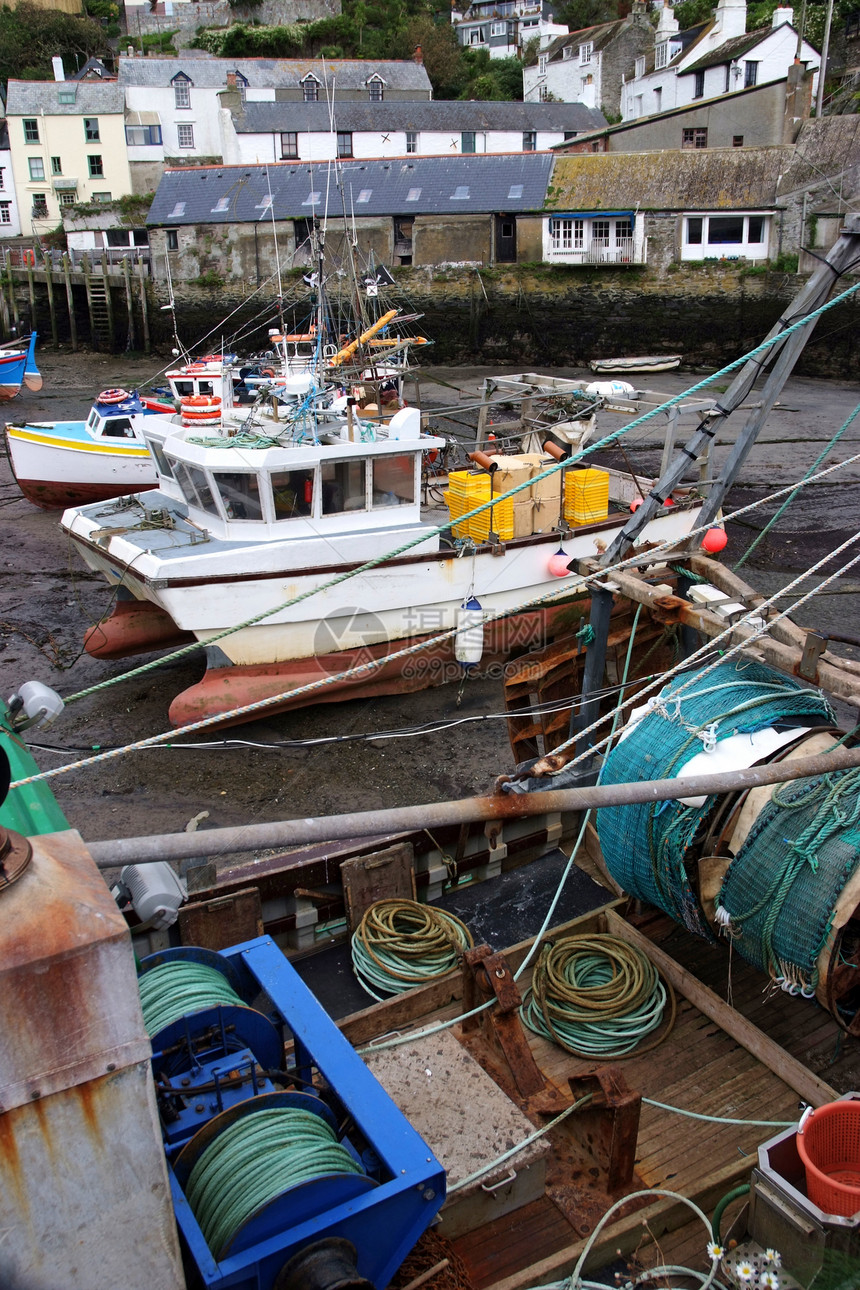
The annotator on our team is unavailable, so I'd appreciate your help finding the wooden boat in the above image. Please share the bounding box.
[0,331,41,400]
[590,354,682,374]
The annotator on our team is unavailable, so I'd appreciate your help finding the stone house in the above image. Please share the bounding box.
[523,8,654,118]
[219,98,606,165]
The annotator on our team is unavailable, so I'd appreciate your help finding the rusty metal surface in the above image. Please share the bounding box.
[568,1067,642,1193]
[0,825,32,889]
[0,830,151,1113]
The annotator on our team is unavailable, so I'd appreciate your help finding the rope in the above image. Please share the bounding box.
[520,933,675,1058]
[186,1106,363,1258]
[351,899,473,1001]
[734,399,860,571]
[137,961,243,1037]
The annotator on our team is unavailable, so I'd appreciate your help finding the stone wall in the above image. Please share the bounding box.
[124,0,338,48]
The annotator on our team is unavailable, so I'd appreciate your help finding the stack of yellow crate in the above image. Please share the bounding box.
[443,470,514,542]
[563,468,610,525]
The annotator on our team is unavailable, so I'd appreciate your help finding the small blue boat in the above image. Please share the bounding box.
[0,332,41,400]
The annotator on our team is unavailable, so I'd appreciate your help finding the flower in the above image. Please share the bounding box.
[706,1243,724,1261]
[764,1250,782,1267]
[761,1272,779,1289]
[736,1262,755,1282]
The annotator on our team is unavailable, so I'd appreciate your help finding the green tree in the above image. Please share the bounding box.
[0,3,106,88]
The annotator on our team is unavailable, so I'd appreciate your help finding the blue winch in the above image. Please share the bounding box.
[139,937,446,1290]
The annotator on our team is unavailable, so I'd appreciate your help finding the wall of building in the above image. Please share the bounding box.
[609,82,786,151]
[123,0,338,49]
[227,126,568,165]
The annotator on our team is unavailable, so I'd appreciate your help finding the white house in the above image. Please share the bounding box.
[621,0,818,121]
[220,99,606,165]
[452,0,567,60]
[0,118,23,238]
[523,8,654,116]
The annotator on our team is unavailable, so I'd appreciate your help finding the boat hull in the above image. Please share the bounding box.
[5,424,158,509]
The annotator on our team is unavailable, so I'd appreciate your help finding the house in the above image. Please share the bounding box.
[5,78,132,237]
[622,0,819,120]
[556,68,814,152]
[523,7,654,117]
[144,153,555,281]
[544,147,788,270]
[219,99,607,166]
[0,118,23,238]
[452,0,567,59]
[118,56,434,194]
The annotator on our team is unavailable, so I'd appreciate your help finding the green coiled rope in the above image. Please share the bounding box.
[520,933,676,1058]
[351,899,474,1000]
[137,961,244,1037]
[186,1107,364,1258]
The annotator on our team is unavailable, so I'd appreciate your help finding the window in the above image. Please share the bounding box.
[694,70,705,98]
[302,78,319,101]
[23,119,39,143]
[59,192,76,207]
[635,56,645,78]
[368,79,384,101]
[406,130,417,154]
[654,87,662,111]
[51,156,62,175]
[173,77,191,109]
[451,185,470,199]
[733,134,744,147]
[461,131,476,153]
[538,53,547,72]
[725,65,732,93]
[91,192,112,202]
[686,217,703,244]
[32,194,48,218]
[337,131,353,158]
[174,462,218,515]
[169,202,186,218]
[166,229,179,251]
[126,124,163,146]
[747,215,764,242]
[321,461,365,515]
[28,157,45,181]
[406,187,421,201]
[580,41,593,64]
[88,154,104,176]
[682,213,769,259]
[655,41,669,69]
[84,118,100,142]
[682,127,708,149]
[280,132,298,159]
[177,124,194,149]
[491,20,507,35]
[0,203,10,225]
[550,218,584,251]
[0,168,4,189]
[744,60,759,87]
[470,28,486,45]
[592,219,610,245]
[58,88,75,104]
[357,189,371,203]
[271,469,314,519]
[213,472,264,521]
[371,456,415,507]
[522,130,536,151]
[563,45,573,59]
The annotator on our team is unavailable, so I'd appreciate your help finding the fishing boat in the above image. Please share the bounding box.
[0,331,41,399]
[5,387,177,509]
[590,354,682,374]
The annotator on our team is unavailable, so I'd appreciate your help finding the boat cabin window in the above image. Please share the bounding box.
[86,409,99,430]
[102,417,135,439]
[371,454,415,507]
[321,461,366,514]
[172,461,219,515]
[173,378,215,397]
[173,380,195,397]
[271,468,314,519]
[147,439,174,479]
[213,471,264,521]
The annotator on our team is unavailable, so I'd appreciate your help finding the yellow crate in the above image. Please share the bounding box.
[443,489,471,541]
[564,468,610,525]
[444,472,514,542]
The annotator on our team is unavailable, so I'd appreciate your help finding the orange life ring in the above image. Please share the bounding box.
[181,394,221,407]
[199,354,221,362]
[259,367,276,378]
[98,388,131,404]
[185,363,207,375]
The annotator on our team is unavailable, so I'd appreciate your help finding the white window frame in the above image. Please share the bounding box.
[177,123,194,149]
[173,78,191,109]
[547,215,640,264]
[470,28,486,45]
[538,53,547,73]
[655,41,669,69]
[681,212,769,261]
[579,42,593,65]
[0,202,11,224]
[491,20,507,36]
[635,56,645,78]
[405,131,418,154]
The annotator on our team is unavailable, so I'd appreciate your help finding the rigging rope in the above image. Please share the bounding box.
[520,933,675,1058]
[137,961,243,1037]
[351,899,473,1001]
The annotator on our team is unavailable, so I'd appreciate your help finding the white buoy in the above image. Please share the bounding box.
[454,596,484,667]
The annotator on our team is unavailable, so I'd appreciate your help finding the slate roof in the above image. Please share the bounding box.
[235,100,606,134]
[117,57,432,94]
[683,25,781,72]
[530,19,630,65]
[547,148,786,211]
[146,154,555,226]
[5,79,125,115]
[72,57,116,82]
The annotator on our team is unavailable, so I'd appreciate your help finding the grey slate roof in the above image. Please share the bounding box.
[531,19,630,66]
[6,79,125,115]
[147,154,555,226]
[236,100,606,135]
[683,25,791,73]
[117,57,432,94]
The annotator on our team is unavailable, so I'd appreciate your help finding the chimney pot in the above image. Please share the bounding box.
[414,44,424,64]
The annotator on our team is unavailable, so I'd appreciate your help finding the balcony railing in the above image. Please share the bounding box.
[545,237,647,265]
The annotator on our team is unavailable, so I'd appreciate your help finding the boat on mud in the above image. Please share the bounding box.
[0,331,41,400]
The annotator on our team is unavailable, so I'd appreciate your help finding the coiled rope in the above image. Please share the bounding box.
[186,1106,364,1258]
[351,899,473,1001]
[138,961,243,1037]
[520,933,675,1058]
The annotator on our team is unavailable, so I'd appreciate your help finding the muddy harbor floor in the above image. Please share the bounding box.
[2,352,860,849]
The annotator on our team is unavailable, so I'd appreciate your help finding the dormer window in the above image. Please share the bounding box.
[655,41,669,69]
[172,73,192,109]
[539,54,547,74]
[563,45,573,59]
[580,42,593,64]
[367,77,384,101]
[302,76,320,102]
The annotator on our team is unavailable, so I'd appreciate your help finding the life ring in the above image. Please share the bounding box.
[181,394,221,407]
[98,388,131,404]
[260,367,276,378]
[185,363,207,375]
[199,354,222,363]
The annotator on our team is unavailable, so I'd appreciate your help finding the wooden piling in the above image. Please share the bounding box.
[26,260,36,331]
[62,253,78,351]
[137,256,150,354]
[122,256,136,351]
[8,272,20,334]
[43,255,58,348]
[0,271,10,341]
[101,251,115,340]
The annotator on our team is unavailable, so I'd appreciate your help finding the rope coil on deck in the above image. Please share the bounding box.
[186,1106,365,1258]
[520,933,676,1058]
[137,961,243,1037]
[351,899,474,1000]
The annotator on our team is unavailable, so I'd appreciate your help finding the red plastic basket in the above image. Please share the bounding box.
[797,1100,860,1216]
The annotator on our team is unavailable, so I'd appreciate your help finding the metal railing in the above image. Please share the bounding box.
[545,237,646,265]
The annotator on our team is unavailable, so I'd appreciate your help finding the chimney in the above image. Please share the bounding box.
[226,71,237,88]
[52,55,65,82]
[772,5,793,25]
[414,44,424,64]
[127,45,135,57]
[783,59,813,142]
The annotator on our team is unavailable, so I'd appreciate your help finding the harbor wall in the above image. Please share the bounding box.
[3,262,858,378]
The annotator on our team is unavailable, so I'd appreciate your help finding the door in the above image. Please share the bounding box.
[495,214,516,264]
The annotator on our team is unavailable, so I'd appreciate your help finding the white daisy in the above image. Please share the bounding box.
[706,1243,724,1260]
[764,1250,782,1267]
[761,1272,779,1289]
[736,1262,755,1282]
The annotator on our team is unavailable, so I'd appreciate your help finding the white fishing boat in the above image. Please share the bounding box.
[5,387,177,509]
